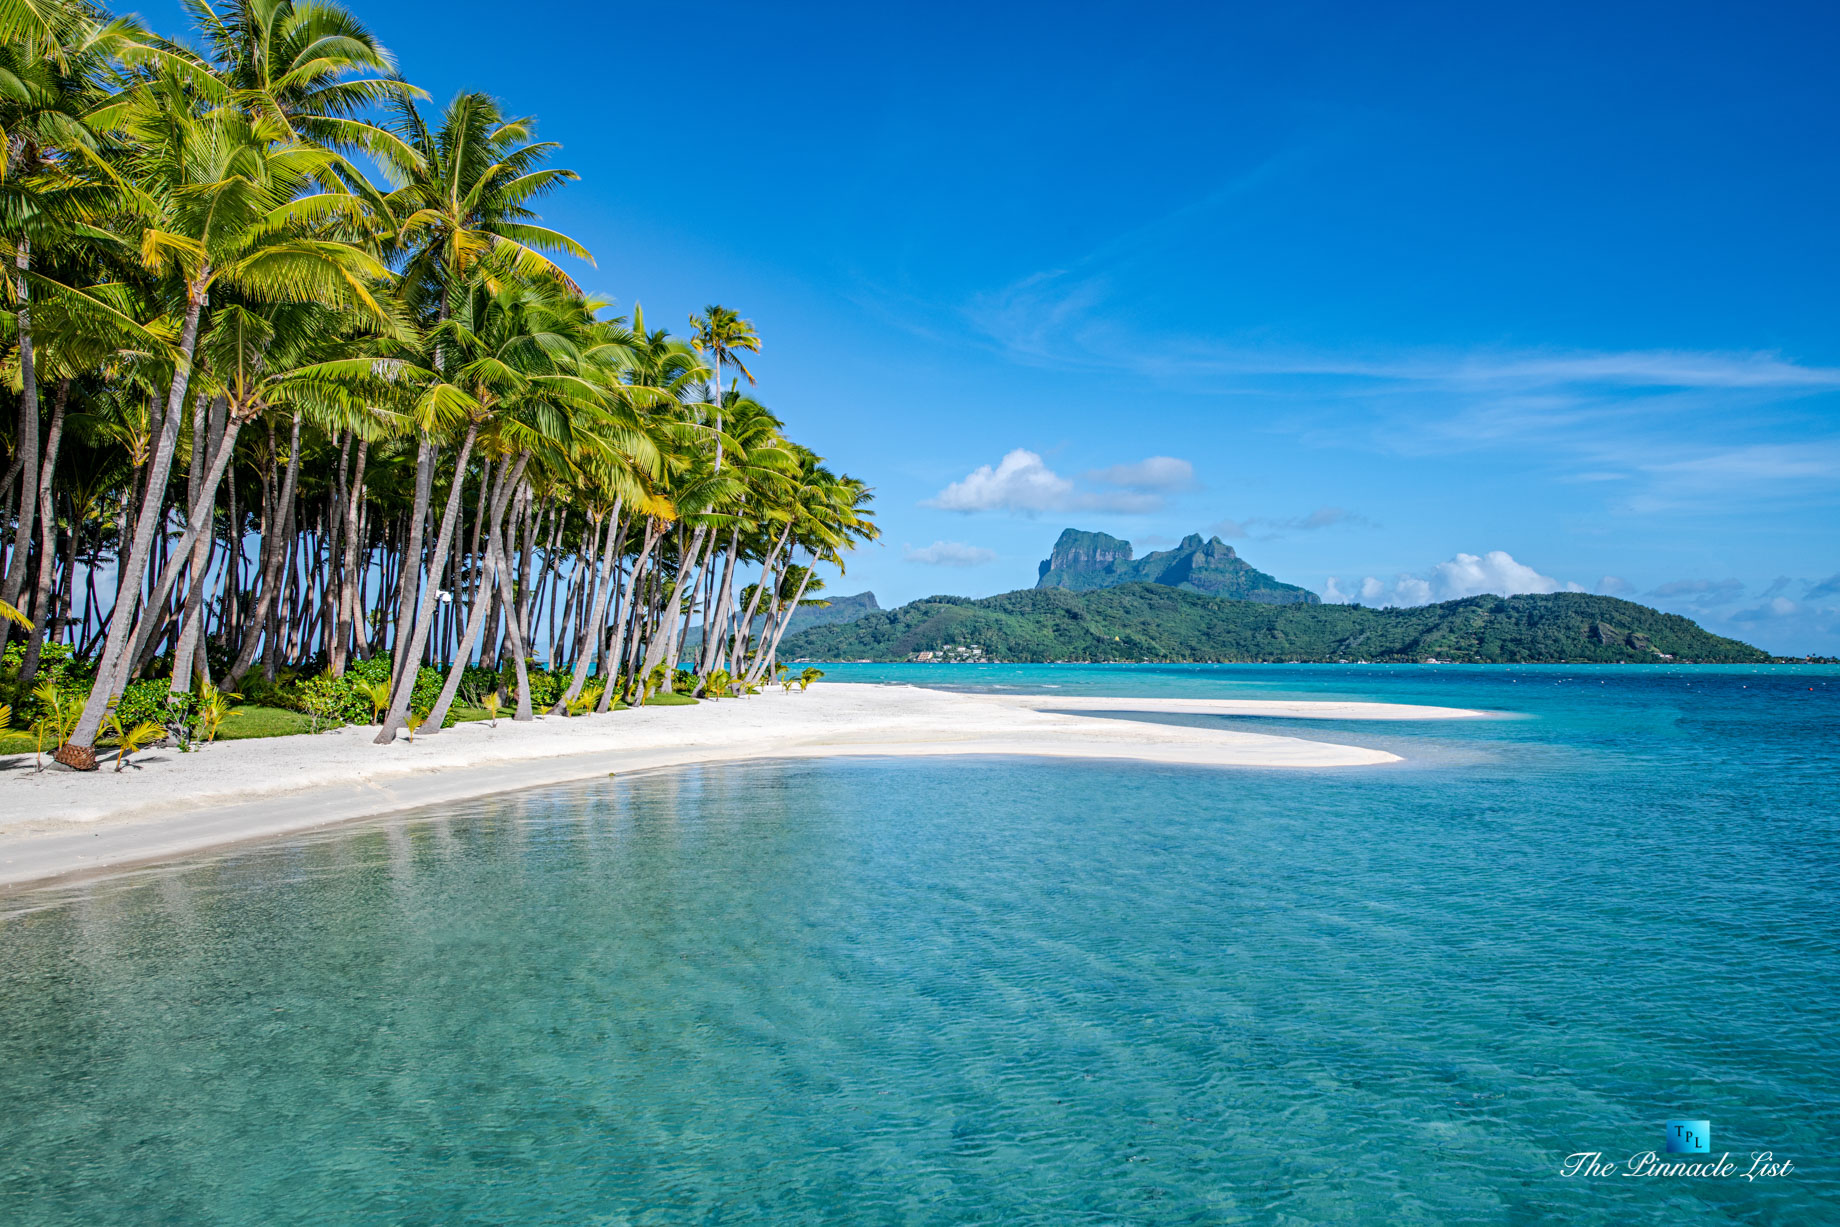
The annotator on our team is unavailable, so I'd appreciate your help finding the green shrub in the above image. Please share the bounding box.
[114,679,203,749]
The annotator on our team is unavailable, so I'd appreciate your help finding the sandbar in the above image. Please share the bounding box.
[0,683,1484,892]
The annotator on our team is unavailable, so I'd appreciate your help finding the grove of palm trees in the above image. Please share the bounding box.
[1,0,877,770]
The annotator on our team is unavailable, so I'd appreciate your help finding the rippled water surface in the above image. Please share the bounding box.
[1,665,1835,1224]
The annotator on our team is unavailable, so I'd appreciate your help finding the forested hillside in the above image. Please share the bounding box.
[781,585,1770,664]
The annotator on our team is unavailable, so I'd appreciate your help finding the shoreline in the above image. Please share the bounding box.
[0,683,1485,894]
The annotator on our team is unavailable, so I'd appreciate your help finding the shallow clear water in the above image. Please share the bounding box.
[1,665,1835,1224]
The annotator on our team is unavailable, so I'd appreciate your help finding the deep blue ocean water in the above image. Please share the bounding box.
[0,664,1835,1224]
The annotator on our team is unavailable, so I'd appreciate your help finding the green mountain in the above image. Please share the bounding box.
[689,591,878,646]
[781,585,1770,664]
[1037,528,1319,604]
[784,590,880,634]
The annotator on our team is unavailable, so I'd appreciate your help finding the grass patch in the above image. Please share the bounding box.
[0,729,36,756]
[643,692,699,706]
[214,705,317,741]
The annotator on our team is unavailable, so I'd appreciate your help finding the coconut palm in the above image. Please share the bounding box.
[688,304,758,471]
[64,68,394,760]
[371,91,588,705]
[0,0,145,658]
[178,0,422,166]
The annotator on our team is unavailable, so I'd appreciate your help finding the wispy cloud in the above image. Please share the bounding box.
[970,264,1840,389]
[1212,506,1373,541]
[923,448,1175,515]
[1085,456,1196,493]
[1649,578,1746,607]
[961,267,1840,514]
[903,540,998,567]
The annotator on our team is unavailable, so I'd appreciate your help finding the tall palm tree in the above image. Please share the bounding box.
[179,0,422,168]
[688,304,757,472]
[63,68,393,762]
[373,90,588,701]
[0,0,144,658]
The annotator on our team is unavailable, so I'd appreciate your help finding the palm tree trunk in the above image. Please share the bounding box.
[730,522,792,672]
[421,451,527,732]
[0,242,41,661]
[170,395,228,691]
[123,413,244,689]
[389,436,436,690]
[19,379,70,685]
[747,561,815,685]
[66,284,209,760]
[331,437,368,674]
[480,456,537,721]
[634,524,708,698]
[553,501,625,713]
[224,412,301,687]
[698,529,741,677]
[375,424,479,743]
[599,521,660,712]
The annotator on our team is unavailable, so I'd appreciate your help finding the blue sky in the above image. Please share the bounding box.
[150,0,1840,652]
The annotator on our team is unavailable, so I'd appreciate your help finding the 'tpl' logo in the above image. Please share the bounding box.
[1665,1120,1710,1154]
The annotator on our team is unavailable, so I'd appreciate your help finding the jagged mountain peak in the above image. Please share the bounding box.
[1036,528,1318,605]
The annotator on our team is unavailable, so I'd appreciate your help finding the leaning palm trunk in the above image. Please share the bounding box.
[388,437,437,689]
[553,500,624,713]
[597,521,662,713]
[481,468,537,721]
[746,562,816,686]
[170,396,229,692]
[224,411,305,689]
[422,453,530,731]
[117,416,246,689]
[633,525,708,699]
[728,522,792,675]
[66,287,209,758]
[375,425,480,744]
[698,529,742,678]
[664,528,719,678]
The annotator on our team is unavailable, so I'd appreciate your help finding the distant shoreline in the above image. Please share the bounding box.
[0,684,1483,894]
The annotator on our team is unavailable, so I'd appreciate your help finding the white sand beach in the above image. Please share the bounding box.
[0,683,1485,891]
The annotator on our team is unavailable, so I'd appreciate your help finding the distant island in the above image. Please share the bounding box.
[687,591,879,647]
[1037,529,1319,604]
[781,585,1771,664]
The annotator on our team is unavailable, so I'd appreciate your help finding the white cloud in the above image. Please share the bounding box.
[1597,575,1634,596]
[1325,550,1575,607]
[1085,456,1196,492]
[903,540,998,567]
[923,448,1167,514]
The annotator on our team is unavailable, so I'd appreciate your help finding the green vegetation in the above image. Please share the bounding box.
[212,706,316,742]
[0,0,876,772]
[781,585,1771,665]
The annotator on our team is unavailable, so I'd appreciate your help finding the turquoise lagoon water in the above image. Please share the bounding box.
[0,664,1835,1224]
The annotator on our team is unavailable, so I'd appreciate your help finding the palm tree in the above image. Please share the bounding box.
[371,90,588,708]
[0,0,145,659]
[63,67,394,762]
[689,304,758,472]
[179,0,423,168]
